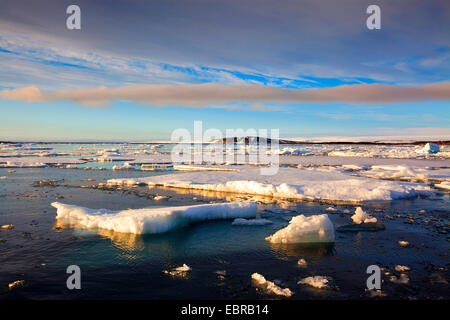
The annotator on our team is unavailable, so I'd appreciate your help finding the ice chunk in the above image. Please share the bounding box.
[298,276,333,289]
[251,273,292,297]
[297,258,307,267]
[435,181,450,190]
[51,201,257,234]
[390,274,409,284]
[163,264,191,277]
[351,207,377,224]
[394,265,410,272]
[265,214,335,244]
[417,143,440,154]
[232,218,273,226]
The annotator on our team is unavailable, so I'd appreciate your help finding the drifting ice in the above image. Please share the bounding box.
[251,273,293,297]
[265,214,335,244]
[51,201,257,234]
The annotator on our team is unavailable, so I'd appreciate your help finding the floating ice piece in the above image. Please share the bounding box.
[365,289,387,297]
[251,273,292,297]
[153,195,168,201]
[265,214,335,244]
[298,276,333,289]
[398,240,409,247]
[394,265,411,272]
[8,280,25,290]
[164,264,191,277]
[325,207,337,212]
[351,207,377,224]
[417,143,440,154]
[297,258,307,267]
[390,274,409,284]
[112,162,136,170]
[51,201,257,234]
[435,181,450,190]
[232,218,273,226]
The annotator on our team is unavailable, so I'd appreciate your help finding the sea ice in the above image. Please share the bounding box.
[107,167,434,202]
[265,214,335,244]
[51,201,257,234]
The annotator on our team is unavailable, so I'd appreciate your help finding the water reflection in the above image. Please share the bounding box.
[269,242,335,257]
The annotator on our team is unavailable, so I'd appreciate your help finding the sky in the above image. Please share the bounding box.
[0,0,449,141]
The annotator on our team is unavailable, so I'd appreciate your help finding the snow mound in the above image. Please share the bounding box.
[251,273,293,297]
[232,218,273,226]
[51,201,257,234]
[351,207,377,224]
[265,214,335,244]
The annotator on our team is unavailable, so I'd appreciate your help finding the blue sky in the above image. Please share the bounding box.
[0,0,449,141]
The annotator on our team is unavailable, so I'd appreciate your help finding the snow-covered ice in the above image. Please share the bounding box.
[51,201,257,234]
[107,167,435,202]
[265,214,335,244]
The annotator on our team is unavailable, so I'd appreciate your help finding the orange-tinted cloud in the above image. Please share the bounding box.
[1,82,449,108]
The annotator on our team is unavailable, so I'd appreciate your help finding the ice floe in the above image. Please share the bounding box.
[298,276,334,289]
[51,201,257,234]
[107,167,435,202]
[265,214,335,244]
[251,273,293,297]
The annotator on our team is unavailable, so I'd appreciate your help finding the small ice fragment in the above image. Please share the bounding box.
[394,265,411,272]
[232,218,273,226]
[325,207,337,212]
[163,264,191,277]
[298,276,332,289]
[390,274,409,284]
[297,258,307,267]
[266,214,335,244]
[351,207,377,224]
[251,273,292,297]
[8,280,25,290]
[365,289,387,297]
[153,195,168,201]
[398,241,409,247]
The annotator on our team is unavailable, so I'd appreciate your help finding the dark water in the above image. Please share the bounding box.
[0,168,448,300]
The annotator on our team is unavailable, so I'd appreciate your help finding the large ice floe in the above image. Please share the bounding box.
[108,167,434,202]
[266,214,335,244]
[51,201,257,234]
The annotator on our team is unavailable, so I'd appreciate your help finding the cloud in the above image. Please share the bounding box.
[1,82,450,108]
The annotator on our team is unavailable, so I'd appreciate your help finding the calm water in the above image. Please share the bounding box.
[0,167,448,300]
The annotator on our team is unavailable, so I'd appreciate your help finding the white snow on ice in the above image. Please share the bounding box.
[51,201,257,234]
[265,214,335,244]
